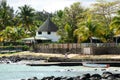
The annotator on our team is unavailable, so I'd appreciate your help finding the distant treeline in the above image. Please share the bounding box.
[0,0,120,43]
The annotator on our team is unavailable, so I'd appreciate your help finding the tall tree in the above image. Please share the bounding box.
[53,2,85,43]
[74,16,100,43]
[52,10,65,43]
[1,26,26,41]
[64,23,73,42]
[64,2,85,43]
[18,5,35,33]
[91,0,120,42]
[1,26,14,41]
[34,11,51,28]
[111,10,120,35]
[0,0,14,30]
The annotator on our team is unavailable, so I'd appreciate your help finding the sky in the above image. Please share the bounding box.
[6,0,112,13]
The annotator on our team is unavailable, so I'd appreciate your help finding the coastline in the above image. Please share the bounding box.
[1,51,120,59]
[0,51,120,67]
[0,63,120,80]
[0,51,120,80]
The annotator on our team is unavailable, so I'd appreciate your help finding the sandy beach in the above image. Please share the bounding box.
[0,51,120,59]
[12,51,120,59]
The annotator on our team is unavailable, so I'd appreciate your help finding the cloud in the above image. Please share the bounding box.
[81,1,96,8]
[7,0,96,12]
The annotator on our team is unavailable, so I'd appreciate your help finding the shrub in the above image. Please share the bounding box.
[22,45,29,51]
[0,45,29,51]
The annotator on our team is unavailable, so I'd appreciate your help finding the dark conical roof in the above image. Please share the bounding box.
[37,17,58,32]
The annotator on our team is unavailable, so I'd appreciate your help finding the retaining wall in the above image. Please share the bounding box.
[92,47,120,55]
[33,43,120,55]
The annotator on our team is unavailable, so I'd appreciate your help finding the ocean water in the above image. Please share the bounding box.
[0,64,120,80]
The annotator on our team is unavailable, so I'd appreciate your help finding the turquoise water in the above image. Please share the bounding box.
[0,64,120,80]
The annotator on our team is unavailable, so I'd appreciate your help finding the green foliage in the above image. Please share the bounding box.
[0,45,29,51]
[0,41,29,51]
[90,0,120,42]
[0,0,120,43]
[22,45,29,51]
[111,10,120,35]
[53,2,85,43]
[18,5,35,33]
[0,0,14,30]
[1,26,27,41]
[64,23,73,42]
[74,15,100,43]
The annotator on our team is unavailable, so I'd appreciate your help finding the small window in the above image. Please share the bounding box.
[48,32,51,35]
[38,32,42,34]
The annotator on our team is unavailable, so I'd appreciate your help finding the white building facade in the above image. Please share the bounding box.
[35,17,60,42]
[36,31,60,42]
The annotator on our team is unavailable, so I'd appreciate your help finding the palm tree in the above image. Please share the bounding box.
[18,5,35,33]
[74,17,99,43]
[13,26,27,41]
[61,2,84,43]
[64,23,73,42]
[111,10,120,35]
[1,26,27,41]
[110,10,120,44]
[1,26,14,41]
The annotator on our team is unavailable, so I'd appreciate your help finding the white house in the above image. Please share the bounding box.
[23,17,60,43]
[35,17,60,42]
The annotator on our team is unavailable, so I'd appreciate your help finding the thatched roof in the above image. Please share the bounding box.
[37,17,58,32]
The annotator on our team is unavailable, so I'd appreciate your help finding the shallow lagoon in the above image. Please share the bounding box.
[0,64,120,80]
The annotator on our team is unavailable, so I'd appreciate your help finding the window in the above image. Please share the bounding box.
[38,32,42,34]
[48,32,51,35]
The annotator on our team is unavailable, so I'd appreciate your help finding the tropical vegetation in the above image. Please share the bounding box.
[0,0,120,43]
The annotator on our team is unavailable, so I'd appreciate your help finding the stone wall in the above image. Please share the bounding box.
[92,47,120,55]
[33,43,82,54]
[33,43,120,55]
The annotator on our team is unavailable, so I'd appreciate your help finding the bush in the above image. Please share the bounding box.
[0,45,29,51]
[22,45,29,51]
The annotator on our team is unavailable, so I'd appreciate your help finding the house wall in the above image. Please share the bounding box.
[36,32,60,42]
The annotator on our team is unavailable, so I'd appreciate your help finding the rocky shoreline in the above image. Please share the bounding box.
[21,71,120,80]
[0,55,47,64]
[0,55,120,66]
[0,55,120,62]
[0,55,120,80]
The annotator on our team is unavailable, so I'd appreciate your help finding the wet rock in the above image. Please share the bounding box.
[90,74,101,80]
[27,77,38,80]
[41,76,55,80]
[41,77,47,80]
[102,71,113,79]
[8,56,21,62]
[27,78,32,80]
[107,75,115,80]
[47,76,55,80]
[75,76,81,80]
[62,76,68,80]
[54,77,62,80]
[80,73,91,80]
[113,73,120,78]
[84,73,91,79]
[1,56,7,59]
[23,72,120,80]
[101,69,106,71]
[67,77,74,80]
[32,77,38,80]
